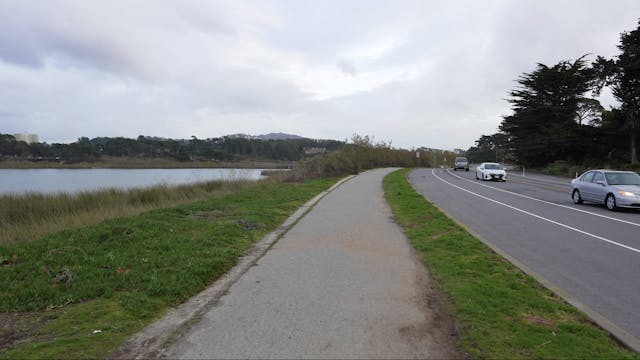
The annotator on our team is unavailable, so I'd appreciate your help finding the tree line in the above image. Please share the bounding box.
[0,134,344,163]
[467,20,640,169]
[1,131,459,177]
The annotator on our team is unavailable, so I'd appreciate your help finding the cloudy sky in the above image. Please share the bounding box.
[0,1,639,149]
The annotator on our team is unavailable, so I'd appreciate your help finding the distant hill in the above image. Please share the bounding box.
[257,133,304,140]
[224,133,304,140]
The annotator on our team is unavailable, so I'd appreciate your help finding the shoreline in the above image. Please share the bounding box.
[0,157,293,169]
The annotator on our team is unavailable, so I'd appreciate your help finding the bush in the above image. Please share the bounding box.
[284,134,462,180]
[568,165,587,178]
[618,163,640,172]
[544,161,590,178]
[544,160,570,176]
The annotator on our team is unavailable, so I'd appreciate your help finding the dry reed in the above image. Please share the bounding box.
[0,179,260,245]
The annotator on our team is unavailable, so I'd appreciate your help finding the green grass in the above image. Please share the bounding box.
[383,168,638,359]
[0,179,259,245]
[0,178,335,358]
[2,297,160,359]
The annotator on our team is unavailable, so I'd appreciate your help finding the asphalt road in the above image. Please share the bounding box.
[165,168,460,359]
[409,168,640,346]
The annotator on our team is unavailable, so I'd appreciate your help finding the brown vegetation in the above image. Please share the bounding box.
[289,134,458,179]
[0,179,259,245]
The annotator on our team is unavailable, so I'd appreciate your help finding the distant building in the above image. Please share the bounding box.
[303,147,327,155]
[14,132,39,144]
[417,147,444,153]
[225,134,257,140]
[418,147,465,155]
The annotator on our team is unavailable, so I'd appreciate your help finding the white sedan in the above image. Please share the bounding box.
[476,162,507,181]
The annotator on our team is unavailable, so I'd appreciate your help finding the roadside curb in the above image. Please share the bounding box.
[111,174,356,359]
[405,170,640,352]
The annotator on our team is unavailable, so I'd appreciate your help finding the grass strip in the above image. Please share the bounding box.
[383,168,637,359]
[0,179,262,245]
[0,177,334,358]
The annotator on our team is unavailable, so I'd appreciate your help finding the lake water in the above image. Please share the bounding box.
[0,168,266,194]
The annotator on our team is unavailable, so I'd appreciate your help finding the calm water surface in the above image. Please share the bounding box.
[0,168,266,194]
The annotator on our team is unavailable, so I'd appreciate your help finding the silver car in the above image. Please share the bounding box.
[453,157,469,171]
[570,170,640,211]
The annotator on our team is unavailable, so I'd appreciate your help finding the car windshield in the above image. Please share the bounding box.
[604,172,640,185]
[484,164,503,170]
[455,158,467,163]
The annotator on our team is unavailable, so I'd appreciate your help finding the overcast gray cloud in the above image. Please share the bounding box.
[0,0,638,149]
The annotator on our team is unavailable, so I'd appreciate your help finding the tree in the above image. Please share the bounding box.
[593,19,640,164]
[0,133,18,156]
[576,98,605,126]
[596,109,631,164]
[466,133,510,164]
[499,57,597,166]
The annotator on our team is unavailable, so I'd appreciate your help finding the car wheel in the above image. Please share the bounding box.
[572,189,583,204]
[465,168,469,172]
[453,168,457,171]
[605,193,617,211]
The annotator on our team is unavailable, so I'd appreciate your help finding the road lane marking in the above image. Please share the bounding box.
[445,169,640,228]
[508,173,571,186]
[507,177,567,192]
[431,169,640,255]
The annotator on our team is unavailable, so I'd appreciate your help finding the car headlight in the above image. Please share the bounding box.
[618,191,636,197]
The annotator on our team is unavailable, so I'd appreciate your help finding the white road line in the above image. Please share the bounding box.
[446,169,640,228]
[431,169,640,255]
[508,173,571,186]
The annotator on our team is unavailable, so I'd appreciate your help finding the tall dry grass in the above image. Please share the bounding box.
[0,179,260,245]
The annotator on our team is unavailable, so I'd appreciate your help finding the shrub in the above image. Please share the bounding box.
[544,160,570,177]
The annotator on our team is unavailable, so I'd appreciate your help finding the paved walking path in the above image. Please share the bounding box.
[165,168,459,359]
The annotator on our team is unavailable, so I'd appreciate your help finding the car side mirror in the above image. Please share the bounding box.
[596,181,606,186]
